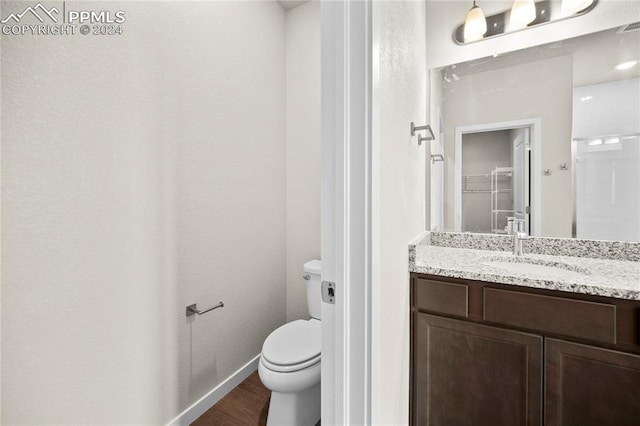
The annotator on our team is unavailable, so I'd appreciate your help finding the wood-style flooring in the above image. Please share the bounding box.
[192,372,270,426]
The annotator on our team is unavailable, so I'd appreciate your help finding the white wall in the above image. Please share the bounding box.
[169,3,287,417]
[425,0,640,69]
[1,2,287,424]
[285,1,321,322]
[374,1,427,424]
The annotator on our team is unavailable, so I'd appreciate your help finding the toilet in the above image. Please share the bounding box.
[258,259,322,426]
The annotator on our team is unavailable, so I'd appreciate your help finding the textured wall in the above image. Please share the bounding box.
[285,1,321,322]
[169,2,287,417]
[375,1,427,424]
[1,1,286,423]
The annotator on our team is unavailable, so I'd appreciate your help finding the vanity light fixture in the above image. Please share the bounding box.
[615,60,638,70]
[463,0,487,42]
[561,0,594,16]
[509,0,537,30]
[454,0,597,44]
[587,139,603,146]
[604,137,620,145]
[579,95,593,102]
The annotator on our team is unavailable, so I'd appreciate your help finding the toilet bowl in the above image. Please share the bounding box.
[259,260,322,426]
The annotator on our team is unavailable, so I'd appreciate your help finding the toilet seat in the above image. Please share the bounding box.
[261,319,321,373]
[258,356,321,395]
[261,353,320,373]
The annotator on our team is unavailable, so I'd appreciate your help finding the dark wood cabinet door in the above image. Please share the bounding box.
[414,313,542,426]
[545,338,640,426]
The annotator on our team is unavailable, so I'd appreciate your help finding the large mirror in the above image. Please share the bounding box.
[430,22,640,242]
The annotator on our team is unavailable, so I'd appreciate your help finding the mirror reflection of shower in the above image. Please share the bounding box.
[572,77,640,242]
[574,134,639,242]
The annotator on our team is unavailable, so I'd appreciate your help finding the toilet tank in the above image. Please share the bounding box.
[303,259,322,320]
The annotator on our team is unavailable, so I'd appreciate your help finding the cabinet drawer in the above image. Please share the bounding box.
[415,279,468,317]
[484,288,616,344]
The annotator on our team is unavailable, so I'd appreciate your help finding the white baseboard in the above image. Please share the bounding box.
[166,354,261,426]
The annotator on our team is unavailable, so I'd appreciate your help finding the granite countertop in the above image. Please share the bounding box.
[409,232,640,301]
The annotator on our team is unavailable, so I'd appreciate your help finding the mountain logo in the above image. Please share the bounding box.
[1,3,60,24]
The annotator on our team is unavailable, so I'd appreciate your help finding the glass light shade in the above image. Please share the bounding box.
[463,4,487,42]
[509,0,536,30]
[561,0,594,15]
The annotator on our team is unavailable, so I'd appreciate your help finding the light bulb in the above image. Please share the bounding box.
[510,0,536,30]
[464,1,487,42]
[561,0,594,16]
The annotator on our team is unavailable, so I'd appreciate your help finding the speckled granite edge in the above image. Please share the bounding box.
[428,231,640,262]
[409,231,430,265]
[409,243,640,300]
[410,262,640,301]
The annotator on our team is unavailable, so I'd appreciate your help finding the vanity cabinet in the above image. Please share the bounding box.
[545,338,640,426]
[410,275,640,426]
[414,313,542,425]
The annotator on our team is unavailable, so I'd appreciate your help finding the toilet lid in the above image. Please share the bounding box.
[262,319,321,367]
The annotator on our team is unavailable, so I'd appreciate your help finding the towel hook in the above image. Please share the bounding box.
[411,122,435,146]
[431,154,445,163]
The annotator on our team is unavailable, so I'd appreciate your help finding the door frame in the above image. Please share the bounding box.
[512,129,531,234]
[453,118,542,236]
[321,1,375,424]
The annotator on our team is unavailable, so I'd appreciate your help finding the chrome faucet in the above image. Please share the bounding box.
[507,217,527,256]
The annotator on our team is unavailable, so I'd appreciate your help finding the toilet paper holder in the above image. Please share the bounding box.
[186,302,224,317]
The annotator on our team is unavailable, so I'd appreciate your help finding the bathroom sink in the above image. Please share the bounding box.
[480,256,590,279]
